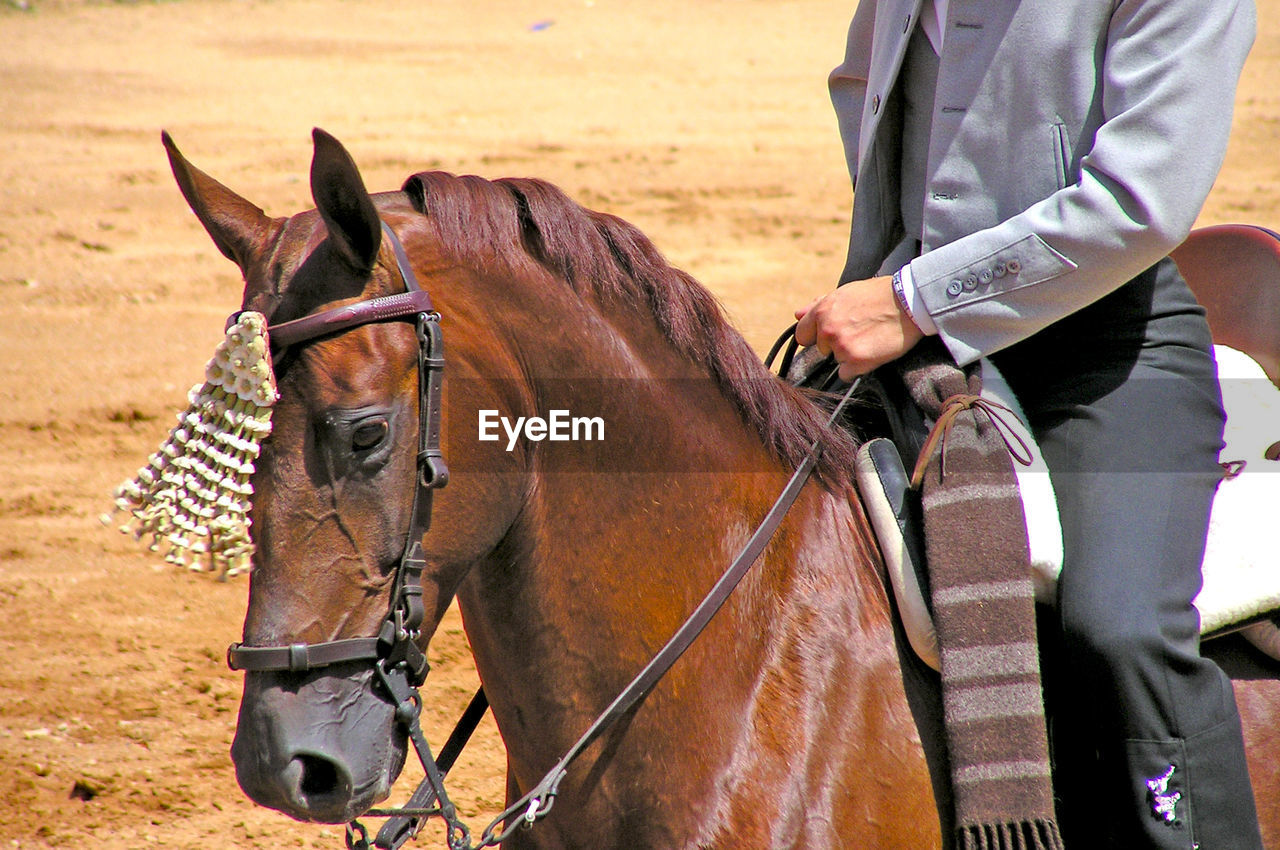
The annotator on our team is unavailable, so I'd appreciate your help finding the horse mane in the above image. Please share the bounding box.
[401,170,858,487]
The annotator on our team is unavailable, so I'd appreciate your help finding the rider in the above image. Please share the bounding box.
[795,1,1262,847]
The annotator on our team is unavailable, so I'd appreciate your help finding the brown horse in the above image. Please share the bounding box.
[161,128,1280,848]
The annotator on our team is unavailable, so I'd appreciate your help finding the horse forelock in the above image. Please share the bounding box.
[243,204,428,333]
[400,169,858,487]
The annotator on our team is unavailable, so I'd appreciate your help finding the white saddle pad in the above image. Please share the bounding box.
[990,346,1280,633]
[1190,346,1280,632]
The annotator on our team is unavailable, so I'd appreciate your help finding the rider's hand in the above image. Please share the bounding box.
[793,275,925,381]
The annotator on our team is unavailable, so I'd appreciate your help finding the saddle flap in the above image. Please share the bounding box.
[854,437,939,671]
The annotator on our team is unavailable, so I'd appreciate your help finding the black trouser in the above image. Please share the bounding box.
[990,257,1263,849]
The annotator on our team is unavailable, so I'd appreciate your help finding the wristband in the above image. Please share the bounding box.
[891,269,912,318]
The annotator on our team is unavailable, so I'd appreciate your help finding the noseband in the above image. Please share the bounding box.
[224,222,473,850]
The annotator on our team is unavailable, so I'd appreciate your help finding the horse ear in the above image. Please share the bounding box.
[162,131,273,272]
[309,128,381,274]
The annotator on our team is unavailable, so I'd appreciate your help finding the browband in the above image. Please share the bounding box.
[227,222,434,352]
[266,289,435,350]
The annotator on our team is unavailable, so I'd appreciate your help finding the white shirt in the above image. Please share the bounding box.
[922,0,947,53]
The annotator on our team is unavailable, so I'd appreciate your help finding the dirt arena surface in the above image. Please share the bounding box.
[2,0,1279,846]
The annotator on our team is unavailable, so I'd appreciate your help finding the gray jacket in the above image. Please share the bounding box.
[831,0,1256,365]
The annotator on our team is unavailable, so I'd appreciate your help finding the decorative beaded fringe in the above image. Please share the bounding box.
[104,312,277,578]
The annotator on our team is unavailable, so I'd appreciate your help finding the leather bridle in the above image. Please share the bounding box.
[218,222,863,850]
[223,222,473,850]
[227,222,446,683]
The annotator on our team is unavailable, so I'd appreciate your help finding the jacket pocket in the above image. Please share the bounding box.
[1051,122,1070,190]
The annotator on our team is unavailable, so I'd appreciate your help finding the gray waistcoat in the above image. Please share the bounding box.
[879,23,939,276]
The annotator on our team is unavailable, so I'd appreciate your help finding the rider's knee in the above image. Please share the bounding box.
[1058,607,1171,680]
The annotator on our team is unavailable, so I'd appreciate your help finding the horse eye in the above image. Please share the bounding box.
[352,419,389,453]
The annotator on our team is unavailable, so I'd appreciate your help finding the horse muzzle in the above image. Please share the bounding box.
[230,664,407,823]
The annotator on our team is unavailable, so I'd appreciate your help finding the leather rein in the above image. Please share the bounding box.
[222,222,860,850]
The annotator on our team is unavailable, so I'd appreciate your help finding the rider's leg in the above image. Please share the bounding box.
[993,257,1263,849]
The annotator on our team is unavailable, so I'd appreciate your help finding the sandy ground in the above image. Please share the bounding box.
[1,0,1278,847]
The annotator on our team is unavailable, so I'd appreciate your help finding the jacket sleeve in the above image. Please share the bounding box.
[909,0,1256,365]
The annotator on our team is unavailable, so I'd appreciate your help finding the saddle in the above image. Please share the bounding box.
[846,359,1059,671]
[845,350,1280,670]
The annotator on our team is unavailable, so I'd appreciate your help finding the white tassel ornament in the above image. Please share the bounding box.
[105,312,277,578]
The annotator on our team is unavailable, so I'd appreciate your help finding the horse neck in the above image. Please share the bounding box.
[453,280,888,782]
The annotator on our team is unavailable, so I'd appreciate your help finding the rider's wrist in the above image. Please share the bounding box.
[894,266,938,336]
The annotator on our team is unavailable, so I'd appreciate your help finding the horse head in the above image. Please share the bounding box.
[164,129,530,823]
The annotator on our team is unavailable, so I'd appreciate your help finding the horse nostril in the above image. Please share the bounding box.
[287,752,354,812]
[298,754,341,797]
